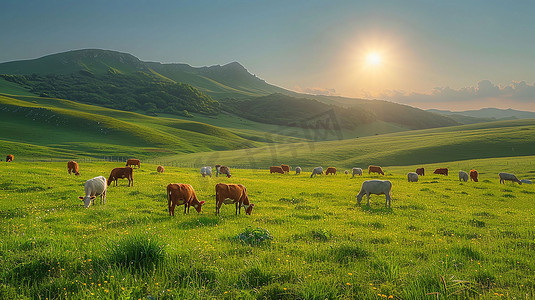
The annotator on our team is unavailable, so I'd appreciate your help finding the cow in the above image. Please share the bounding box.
[281,164,290,173]
[108,167,134,187]
[295,166,302,175]
[167,183,205,216]
[407,172,418,182]
[416,168,425,176]
[356,180,393,208]
[215,183,254,215]
[157,165,165,173]
[201,166,212,177]
[352,168,363,177]
[126,158,141,168]
[368,165,385,175]
[520,179,532,184]
[459,170,469,182]
[325,167,337,175]
[469,169,478,182]
[67,160,80,175]
[499,172,522,185]
[78,176,107,208]
[310,167,323,178]
[344,170,349,175]
[6,154,14,162]
[270,166,285,174]
[215,164,221,176]
[218,166,231,178]
[434,168,449,176]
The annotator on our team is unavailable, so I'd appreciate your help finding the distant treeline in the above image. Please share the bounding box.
[0,71,220,116]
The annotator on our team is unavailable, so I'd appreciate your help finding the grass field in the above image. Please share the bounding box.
[1,157,534,299]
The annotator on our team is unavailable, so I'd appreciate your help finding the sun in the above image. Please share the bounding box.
[365,52,382,66]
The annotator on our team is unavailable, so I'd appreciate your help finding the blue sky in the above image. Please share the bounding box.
[2,0,535,110]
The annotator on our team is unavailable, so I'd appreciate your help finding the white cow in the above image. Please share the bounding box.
[459,170,469,182]
[352,167,363,177]
[200,166,212,177]
[520,179,532,184]
[295,166,302,175]
[310,167,323,178]
[499,172,522,185]
[407,172,419,182]
[356,180,393,208]
[79,176,107,208]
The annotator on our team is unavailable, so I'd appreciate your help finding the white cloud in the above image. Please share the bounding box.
[294,86,338,96]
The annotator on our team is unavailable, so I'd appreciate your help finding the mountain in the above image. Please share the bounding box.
[428,108,535,124]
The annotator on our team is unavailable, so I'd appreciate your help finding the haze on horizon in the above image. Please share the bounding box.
[1,0,535,111]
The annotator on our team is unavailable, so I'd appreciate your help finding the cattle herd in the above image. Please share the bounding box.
[2,156,531,212]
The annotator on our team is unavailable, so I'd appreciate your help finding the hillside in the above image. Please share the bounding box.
[428,108,535,124]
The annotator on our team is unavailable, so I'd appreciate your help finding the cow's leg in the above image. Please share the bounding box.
[184,203,188,214]
[170,202,176,216]
[235,202,239,215]
[366,194,370,206]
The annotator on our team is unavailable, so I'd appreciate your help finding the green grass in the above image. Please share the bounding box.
[1,158,534,298]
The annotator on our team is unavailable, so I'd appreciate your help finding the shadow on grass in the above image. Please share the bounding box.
[359,205,393,214]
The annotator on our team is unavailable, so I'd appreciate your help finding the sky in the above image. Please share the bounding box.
[1,0,535,111]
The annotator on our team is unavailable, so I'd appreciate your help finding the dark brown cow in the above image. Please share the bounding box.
[416,168,425,176]
[281,164,290,173]
[6,154,14,162]
[325,167,337,175]
[67,160,80,175]
[470,169,478,182]
[434,168,449,176]
[218,166,231,178]
[108,167,134,186]
[368,165,385,175]
[157,165,165,173]
[215,183,254,215]
[167,183,205,216]
[126,158,141,168]
[270,166,284,174]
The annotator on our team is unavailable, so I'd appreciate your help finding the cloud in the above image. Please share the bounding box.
[294,86,338,96]
[381,80,535,105]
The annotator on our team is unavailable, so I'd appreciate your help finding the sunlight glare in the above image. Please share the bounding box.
[366,52,382,66]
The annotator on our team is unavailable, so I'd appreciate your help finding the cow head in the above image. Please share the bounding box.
[193,200,205,213]
[227,174,232,178]
[79,196,95,208]
[244,203,255,215]
[356,194,363,205]
[75,172,80,176]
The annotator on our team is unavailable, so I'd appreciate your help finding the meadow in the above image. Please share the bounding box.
[1,157,534,299]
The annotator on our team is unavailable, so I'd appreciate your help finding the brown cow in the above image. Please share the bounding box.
[167,183,205,216]
[215,183,254,215]
[218,166,231,178]
[416,168,425,176]
[270,166,284,174]
[6,154,14,162]
[368,165,385,175]
[67,160,80,175]
[434,168,449,176]
[470,169,478,182]
[126,158,141,168]
[281,164,290,173]
[108,167,134,186]
[157,165,165,173]
[325,167,337,175]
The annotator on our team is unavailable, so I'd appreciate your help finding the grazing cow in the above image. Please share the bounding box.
[218,166,231,178]
[356,180,393,208]
[416,168,425,176]
[281,164,290,173]
[469,169,478,182]
[310,167,323,178]
[215,164,221,176]
[167,183,205,216]
[157,165,165,173]
[215,183,254,215]
[459,170,469,182]
[499,172,522,185]
[270,166,285,174]
[325,167,337,175]
[295,166,302,175]
[520,179,532,184]
[6,154,14,162]
[67,160,80,176]
[368,165,385,175]
[434,168,449,176]
[201,166,212,177]
[126,158,141,168]
[78,176,107,208]
[407,172,418,182]
[352,168,363,177]
[108,167,134,186]
[344,170,349,175]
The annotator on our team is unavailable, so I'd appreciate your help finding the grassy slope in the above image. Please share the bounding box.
[0,78,35,96]
[160,119,535,169]
[0,157,534,298]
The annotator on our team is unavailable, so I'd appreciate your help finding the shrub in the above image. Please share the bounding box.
[235,227,273,246]
[108,234,165,269]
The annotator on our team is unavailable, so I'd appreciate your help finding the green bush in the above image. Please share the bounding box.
[235,227,273,246]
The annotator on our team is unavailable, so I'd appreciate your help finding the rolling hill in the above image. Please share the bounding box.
[428,108,535,124]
